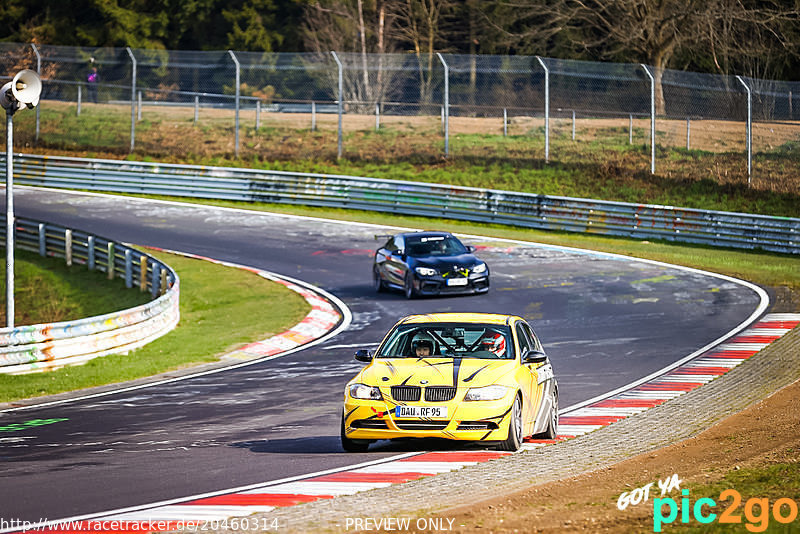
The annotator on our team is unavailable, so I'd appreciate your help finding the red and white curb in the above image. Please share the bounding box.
[524,312,800,447]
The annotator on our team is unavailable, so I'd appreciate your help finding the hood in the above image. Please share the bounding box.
[413,254,482,272]
[357,358,516,388]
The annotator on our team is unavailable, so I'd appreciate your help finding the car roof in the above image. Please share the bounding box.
[398,313,522,326]
[398,231,453,239]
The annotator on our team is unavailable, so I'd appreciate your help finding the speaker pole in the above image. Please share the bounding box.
[1,69,42,328]
[5,105,14,328]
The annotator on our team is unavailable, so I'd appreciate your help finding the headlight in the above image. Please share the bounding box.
[472,263,487,274]
[464,385,509,401]
[348,383,381,400]
[415,267,437,276]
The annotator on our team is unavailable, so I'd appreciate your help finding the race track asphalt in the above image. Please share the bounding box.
[0,189,763,522]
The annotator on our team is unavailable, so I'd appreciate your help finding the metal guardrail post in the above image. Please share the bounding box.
[436,53,449,158]
[107,242,115,279]
[736,76,753,184]
[38,223,46,256]
[124,248,133,288]
[125,47,137,153]
[536,56,550,162]
[31,44,41,143]
[88,235,95,269]
[331,52,344,159]
[228,50,241,158]
[65,229,73,266]
[640,64,656,175]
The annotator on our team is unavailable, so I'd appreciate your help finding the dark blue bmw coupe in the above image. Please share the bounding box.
[372,231,490,298]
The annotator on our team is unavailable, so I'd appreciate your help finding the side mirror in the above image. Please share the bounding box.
[465,245,476,253]
[522,349,548,364]
[354,349,374,362]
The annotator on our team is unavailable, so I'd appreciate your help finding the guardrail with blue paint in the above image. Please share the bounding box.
[0,216,179,374]
[7,153,799,254]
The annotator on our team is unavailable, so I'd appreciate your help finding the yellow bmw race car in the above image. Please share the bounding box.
[341,313,558,452]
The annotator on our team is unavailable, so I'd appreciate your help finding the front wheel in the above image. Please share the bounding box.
[497,395,523,451]
[403,272,416,299]
[341,413,370,453]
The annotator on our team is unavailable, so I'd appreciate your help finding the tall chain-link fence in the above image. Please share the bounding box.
[1,42,798,191]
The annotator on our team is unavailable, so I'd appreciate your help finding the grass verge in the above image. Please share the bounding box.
[0,248,311,403]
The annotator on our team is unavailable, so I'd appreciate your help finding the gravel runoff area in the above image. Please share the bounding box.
[203,322,800,534]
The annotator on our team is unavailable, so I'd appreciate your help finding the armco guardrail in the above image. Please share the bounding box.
[8,153,800,255]
[0,216,179,374]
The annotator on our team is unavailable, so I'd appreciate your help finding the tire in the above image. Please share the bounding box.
[403,272,416,299]
[535,392,558,440]
[373,267,385,293]
[341,413,370,453]
[497,395,523,451]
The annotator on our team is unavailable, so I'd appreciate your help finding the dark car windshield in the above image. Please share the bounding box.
[406,235,467,257]
[376,324,514,360]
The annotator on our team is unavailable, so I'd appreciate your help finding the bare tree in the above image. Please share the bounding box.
[301,0,396,109]
[387,0,457,106]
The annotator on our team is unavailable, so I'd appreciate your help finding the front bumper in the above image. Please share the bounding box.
[343,394,512,442]
[414,274,490,296]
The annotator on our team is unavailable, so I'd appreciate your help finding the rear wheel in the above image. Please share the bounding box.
[498,395,523,451]
[535,392,558,440]
[341,413,370,453]
[373,267,385,293]
[404,272,416,299]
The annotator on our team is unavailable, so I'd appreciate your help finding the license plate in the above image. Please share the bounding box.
[394,406,448,419]
[447,278,468,287]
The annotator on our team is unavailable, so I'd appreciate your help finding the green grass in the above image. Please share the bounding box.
[0,248,151,326]
[0,249,310,402]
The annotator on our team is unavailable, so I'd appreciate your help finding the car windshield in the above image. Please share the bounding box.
[406,235,467,257]
[376,324,514,360]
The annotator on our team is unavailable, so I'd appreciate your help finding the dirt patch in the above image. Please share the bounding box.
[418,375,800,533]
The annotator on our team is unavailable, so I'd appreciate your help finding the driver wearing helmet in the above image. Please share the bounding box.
[411,333,435,357]
[480,332,506,358]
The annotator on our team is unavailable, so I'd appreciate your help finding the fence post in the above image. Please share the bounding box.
[330,51,344,159]
[436,52,449,157]
[256,100,261,130]
[503,108,507,137]
[375,102,380,131]
[686,118,691,150]
[572,110,576,141]
[736,75,752,184]
[536,56,550,162]
[640,64,656,174]
[125,47,137,153]
[311,101,316,131]
[31,44,41,143]
[88,235,95,270]
[137,90,142,121]
[194,95,199,124]
[228,50,241,158]
[629,114,633,144]
[77,85,82,116]
[38,223,46,256]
